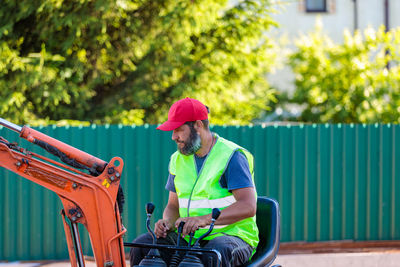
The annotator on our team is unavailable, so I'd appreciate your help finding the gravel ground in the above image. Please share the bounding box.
[2,251,400,267]
[275,251,400,267]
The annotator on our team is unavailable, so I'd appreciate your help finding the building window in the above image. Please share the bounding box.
[305,0,327,12]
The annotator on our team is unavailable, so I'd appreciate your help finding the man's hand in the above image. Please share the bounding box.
[155,191,180,239]
[174,188,257,237]
[154,219,173,238]
[175,215,210,237]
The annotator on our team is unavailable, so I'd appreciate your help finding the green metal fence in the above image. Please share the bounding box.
[0,124,399,260]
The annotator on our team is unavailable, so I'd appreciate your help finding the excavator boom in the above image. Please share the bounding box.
[0,118,126,267]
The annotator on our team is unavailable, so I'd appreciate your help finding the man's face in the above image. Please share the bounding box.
[172,123,201,155]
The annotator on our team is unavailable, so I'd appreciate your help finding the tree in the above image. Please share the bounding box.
[287,25,400,123]
[0,0,277,125]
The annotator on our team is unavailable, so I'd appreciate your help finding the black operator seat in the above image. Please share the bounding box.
[242,196,281,267]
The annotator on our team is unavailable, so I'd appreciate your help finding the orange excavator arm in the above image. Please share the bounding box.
[0,118,126,267]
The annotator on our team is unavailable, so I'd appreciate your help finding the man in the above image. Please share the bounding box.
[130,98,259,267]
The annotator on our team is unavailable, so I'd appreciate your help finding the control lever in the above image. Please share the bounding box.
[137,203,167,267]
[178,208,221,267]
[169,222,185,267]
[146,203,157,243]
[193,208,221,247]
[188,232,195,246]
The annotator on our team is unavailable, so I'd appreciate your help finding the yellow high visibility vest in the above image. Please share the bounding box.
[169,134,259,248]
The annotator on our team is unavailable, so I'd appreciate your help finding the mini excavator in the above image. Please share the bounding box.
[0,118,222,267]
[0,118,281,267]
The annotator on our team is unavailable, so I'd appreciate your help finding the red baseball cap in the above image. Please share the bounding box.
[157,98,208,131]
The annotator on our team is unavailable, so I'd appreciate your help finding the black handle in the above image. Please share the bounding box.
[211,208,221,221]
[146,202,155,215]
[145,203,157,244]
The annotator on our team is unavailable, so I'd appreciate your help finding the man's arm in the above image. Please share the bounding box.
[154,191,180,238]
[208,186,256,224]
[175,186,256,236]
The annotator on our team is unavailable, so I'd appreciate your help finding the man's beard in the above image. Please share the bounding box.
[178,126,201,155]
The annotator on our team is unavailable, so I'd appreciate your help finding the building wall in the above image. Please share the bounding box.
[389,0,400,28]
[271,0,353,43]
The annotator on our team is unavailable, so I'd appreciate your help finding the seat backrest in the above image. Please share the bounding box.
[244,197,280,267]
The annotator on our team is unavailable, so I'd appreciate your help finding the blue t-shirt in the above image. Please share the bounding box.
[165,150,254,192]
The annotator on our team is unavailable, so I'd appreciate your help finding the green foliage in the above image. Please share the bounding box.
[288,25,400,123]
[0,0,277,125]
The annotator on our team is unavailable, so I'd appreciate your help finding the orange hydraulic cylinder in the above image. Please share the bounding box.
[20,126,107,174]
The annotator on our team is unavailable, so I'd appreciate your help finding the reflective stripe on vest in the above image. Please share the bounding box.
[178,195,236,209]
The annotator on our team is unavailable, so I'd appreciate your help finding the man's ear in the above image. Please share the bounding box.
[194,120,203,131]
